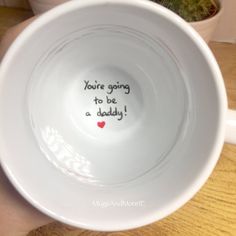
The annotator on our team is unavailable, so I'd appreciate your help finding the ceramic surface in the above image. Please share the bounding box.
[0,0,235,231]
[28,25,188,185]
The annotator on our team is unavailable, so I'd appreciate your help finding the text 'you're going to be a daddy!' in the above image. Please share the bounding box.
[83,80,131,128]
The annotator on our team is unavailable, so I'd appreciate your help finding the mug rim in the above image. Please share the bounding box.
[0,0,228,231]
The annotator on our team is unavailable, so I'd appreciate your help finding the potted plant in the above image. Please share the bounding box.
[152,0,222,42]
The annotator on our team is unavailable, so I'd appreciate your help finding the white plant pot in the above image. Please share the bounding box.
[190,5,223,43]
[29,0,67,14]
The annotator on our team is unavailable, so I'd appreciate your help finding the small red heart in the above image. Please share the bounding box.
[97,121,105,128]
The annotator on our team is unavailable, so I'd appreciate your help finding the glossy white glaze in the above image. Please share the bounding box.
[27,25,189,185]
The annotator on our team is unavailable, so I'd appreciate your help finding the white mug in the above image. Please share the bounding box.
[0,0,235,231]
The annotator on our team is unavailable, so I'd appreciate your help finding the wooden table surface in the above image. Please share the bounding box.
[0,7,236,236]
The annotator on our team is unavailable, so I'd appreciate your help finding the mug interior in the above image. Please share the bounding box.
[0,0,226,230]
[28,24,188,185]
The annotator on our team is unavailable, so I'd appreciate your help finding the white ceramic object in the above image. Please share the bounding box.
[0,0,235,231]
